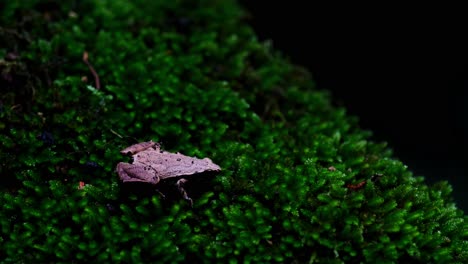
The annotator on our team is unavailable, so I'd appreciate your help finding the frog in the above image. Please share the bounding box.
[116,141,221,206]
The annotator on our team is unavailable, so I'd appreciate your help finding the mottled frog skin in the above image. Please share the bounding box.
[116,141,221,184]
[116,141,221,206]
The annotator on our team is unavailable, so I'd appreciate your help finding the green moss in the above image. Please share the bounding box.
[1,0,466,263]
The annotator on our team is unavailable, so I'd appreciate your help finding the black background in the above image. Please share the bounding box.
[239,2,467,212]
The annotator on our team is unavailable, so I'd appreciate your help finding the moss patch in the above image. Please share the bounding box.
[1,0,466,262]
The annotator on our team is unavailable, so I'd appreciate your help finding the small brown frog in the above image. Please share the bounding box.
[116,141,221,206]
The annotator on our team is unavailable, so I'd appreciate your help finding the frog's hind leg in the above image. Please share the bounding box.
[120,140,159,155]
[116,162,160,185]
[176,178,193,207]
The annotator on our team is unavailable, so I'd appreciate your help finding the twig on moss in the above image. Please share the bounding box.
[82,51,100,90]
[346,180,367,190]
[109,128,124,138]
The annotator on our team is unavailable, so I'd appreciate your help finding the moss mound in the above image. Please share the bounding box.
[1,1,466,262]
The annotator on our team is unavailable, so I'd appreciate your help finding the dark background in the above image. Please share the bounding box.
[239,2,467,212]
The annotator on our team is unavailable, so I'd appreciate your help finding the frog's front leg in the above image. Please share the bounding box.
[176,178,193,207]
[116,162,160,185]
